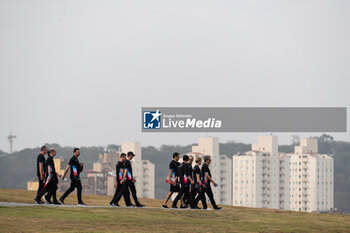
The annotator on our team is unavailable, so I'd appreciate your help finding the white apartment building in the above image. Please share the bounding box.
[279,154,290,210]
[190,137,232,205]
[232,136,281,209]
[282,138,334,212]
[233,136,333,212]
[121,142,155,199]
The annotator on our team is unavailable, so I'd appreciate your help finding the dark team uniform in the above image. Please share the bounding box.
[184,163,193,206]
[60,156,84,203]
[192,165,202,207]
[169,160,180,192]
[193,165,201,185]
[36,156,58,203]
[173,162,191,207]
[110,161,131,205]
[36,153,46,195]
[187,163,193,182]
[201,163,217,209]
[124,159,141,206]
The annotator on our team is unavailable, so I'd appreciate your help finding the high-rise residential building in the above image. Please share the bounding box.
[190,137,232,205]
[121,142,155,199]
[232,136,280,209]
[279,153,290,210]
[233,136,334,212]
[281,138,334,212]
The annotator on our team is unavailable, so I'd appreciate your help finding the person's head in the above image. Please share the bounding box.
[189,155,194,164]
[127,151,135,160]
[183,154,189,162]
[120,153,126,161]
[204,156,211,165]
[73,148,80,157]
[173,152,180,161]
[195,157,202,165]
[49,148,57,157]
[41,145,48,154]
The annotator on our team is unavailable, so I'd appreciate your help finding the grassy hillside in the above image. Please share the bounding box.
[0,189,349,233]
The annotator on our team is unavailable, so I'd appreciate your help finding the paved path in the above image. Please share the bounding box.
[0,202,214,210]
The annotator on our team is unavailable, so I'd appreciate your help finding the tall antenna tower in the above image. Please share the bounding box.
[7,131,17,154]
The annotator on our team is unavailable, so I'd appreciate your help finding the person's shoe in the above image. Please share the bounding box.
[53,201,61,205]
[214,206,222,210]
[110,203,120,207]
[180,205,189,209]
[136,204,145,208]
[171,205,177,208]
[191,206,200,209]
[126,204,135,208]
[77,201,87,206]
[34,197,44,204]
[203,207,212,210]
[161,204,168,208]
[43,196,52,204]
[59,197,65,205]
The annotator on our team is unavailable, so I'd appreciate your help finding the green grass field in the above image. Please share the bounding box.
[0,189,349,233]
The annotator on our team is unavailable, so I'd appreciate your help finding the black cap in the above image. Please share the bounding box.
[127,151,135,157]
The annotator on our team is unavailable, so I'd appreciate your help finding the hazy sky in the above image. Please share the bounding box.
[0,0,349,153]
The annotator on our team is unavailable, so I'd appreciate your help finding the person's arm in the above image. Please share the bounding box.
[188,170,194,184]
[115,165,119,183]
[61,165,71,180]
[205,173,216,185]
[121,167,127,184]
[196,173,201,184]
[115,168,122,187]
[115,163,122,186]
[39,163,44,180]
[168,169,177,185]
[55,171,62,177]
[168,169,172,181]
[47,165,52,182]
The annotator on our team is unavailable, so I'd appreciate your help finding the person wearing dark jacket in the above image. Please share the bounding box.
[162,152,181,208]
[35,145,48,203]
[123,151,144,207]
[201,156,222,210]
[172,155,194,208]
[59,148,86,206]
[192,157,203,209]
[34,148,61,204]
[110,153,132,207]
[184,155,194,207]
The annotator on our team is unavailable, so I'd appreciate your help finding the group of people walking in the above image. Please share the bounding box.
[162,153,222,210]
[109,152,144,207]
[33,146,221,210]
[34,146,144,207]
[34,146,86,205]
